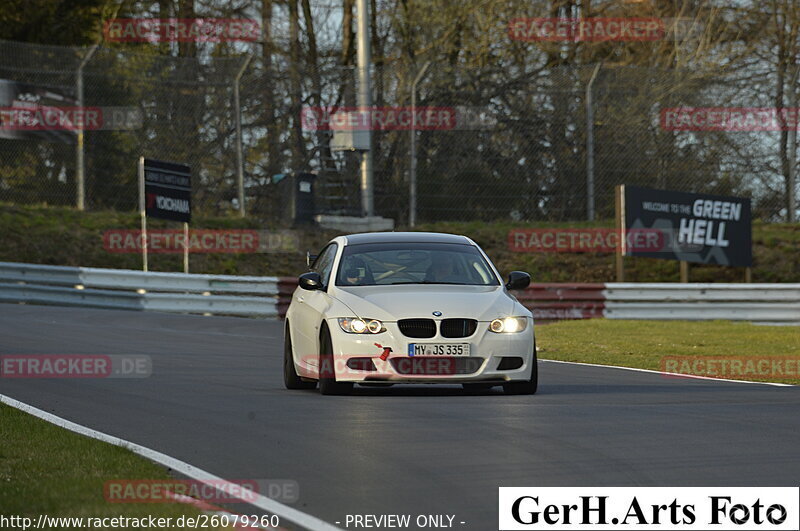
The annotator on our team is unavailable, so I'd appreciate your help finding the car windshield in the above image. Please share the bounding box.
[335,242,499,286]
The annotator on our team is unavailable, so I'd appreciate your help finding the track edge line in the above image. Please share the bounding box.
[539,358,794,387]
[0,393,343,531]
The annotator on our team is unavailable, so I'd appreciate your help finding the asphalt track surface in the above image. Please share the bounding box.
[2,303,800,531]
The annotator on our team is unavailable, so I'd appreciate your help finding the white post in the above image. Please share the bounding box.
[75,44,98,211]
[183,222,189,273]
[138,156,148,272]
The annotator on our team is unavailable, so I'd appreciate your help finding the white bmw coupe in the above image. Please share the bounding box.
[284,232,537,395]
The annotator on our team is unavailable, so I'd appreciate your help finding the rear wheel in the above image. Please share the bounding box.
[284,322,316,390]
[503,342,538,395]
[318,325,353,396]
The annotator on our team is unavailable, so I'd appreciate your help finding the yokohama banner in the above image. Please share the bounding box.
[143,159,191,223]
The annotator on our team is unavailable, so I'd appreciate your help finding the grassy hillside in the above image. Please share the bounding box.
[1,203,798,282]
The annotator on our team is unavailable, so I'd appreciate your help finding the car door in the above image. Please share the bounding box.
[292,243,338,374]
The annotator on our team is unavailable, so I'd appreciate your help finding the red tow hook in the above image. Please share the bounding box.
[374,343,393,361]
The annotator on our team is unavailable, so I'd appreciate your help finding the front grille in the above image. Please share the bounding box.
[440,318,478,338]
[390,357,483,375]
[398,318,436,338]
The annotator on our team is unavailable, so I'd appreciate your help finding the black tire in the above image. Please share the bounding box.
[503,343,538,395]
[318,325,353,396]
[284,322,316,390]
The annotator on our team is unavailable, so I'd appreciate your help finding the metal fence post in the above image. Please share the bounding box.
[234,52,254,218]
[356,0,374,217]
[75,44,99,211]
[585,63,601,222]
[409,61,431,228]
[787,65,799,222]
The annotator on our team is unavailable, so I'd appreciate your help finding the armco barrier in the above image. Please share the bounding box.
[603,283,800,323]
[0,262,797,323]
[0,261,283,318]
[511,283,605,322]
[277,278,299,318]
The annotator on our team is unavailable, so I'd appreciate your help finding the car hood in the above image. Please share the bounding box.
[332,284,526,321]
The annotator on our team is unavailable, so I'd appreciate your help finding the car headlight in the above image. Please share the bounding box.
[338,317,385,334]
[489,317,528,333]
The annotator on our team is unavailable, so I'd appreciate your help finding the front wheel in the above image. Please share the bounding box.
[503,344,538,395]
[318,326,353,396]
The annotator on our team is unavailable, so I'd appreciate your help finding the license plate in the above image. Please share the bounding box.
[408,343,470,356]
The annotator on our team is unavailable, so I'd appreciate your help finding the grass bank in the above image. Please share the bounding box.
[536,319,800,384]
[0,404,233,528]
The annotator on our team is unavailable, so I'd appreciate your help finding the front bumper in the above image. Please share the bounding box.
[326,318,535,383]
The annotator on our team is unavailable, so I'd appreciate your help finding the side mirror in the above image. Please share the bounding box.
[298,271,323,290]
[506,271,531,290]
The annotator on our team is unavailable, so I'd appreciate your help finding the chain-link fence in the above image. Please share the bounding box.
[0,38,796,224]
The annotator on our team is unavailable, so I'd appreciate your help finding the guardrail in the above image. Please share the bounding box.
[603,284,800,323]
[0,261,285,318]
[1,262,797,324]
[511,283,605,322]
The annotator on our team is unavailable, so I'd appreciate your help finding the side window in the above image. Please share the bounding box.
[312,243,338,287]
